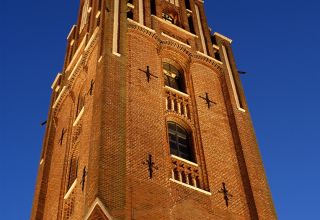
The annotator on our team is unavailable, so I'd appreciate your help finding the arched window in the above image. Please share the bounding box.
[163,62,185,92]
[162,12,174,24]
[168,121,194,162]
[162,9,179,25]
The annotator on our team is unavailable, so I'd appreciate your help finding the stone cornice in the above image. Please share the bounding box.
[161,40,193,57]
[214,32,232,44]
[127,22,223,75]
[127,21,160,46]
[191,52,223,74]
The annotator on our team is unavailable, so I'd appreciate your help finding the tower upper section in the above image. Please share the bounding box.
[60,0,231,74]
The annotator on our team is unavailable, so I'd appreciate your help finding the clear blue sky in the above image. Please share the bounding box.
[1,0,319,219]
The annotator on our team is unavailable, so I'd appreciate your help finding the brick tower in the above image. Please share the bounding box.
[31,0,276,219]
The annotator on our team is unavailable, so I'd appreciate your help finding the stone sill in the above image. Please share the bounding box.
[68,55,83,80]
[52,86,67,109]
[73,107,84,127]
[171,154,198,167]
[64,179,77,200]
[164,86,189,98]
[84,27,100,52]
[170,178,211,196]
[66,34,87,72]
[67,25,76,40]
[214,32,232,44]
[51,73,62,90]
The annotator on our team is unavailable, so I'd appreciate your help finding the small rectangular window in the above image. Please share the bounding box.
[98,0,102,10]
[185,0,191,10]
[188,16,195,34]
[150,0,156,15]
[127,9,133,19]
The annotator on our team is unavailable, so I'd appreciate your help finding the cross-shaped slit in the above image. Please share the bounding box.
[59,128,66,145]
[199,92,216,109]
[218,182,233,207]
[142,154,158,179]
[138,66,158,82]
[80,166,88,191]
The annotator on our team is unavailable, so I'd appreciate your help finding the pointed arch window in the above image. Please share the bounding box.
[168,121,194,162]
[163,62,186,93]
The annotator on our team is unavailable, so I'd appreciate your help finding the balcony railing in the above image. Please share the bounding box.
[170,155,202,189]
[165,86,191,120]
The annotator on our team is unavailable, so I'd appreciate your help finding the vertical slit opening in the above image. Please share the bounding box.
[127,9,133,19]
[188,15,195,34]
[185,0,191,10]
[150,0,156,15]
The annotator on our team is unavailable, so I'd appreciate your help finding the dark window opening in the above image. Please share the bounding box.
[188,16,195,34]
[185,0,191,10]
[127,9,133,19]
[211,35,217,45]
[214,51,221,61]
[168,122,194,162]
[163,62,186,92]
[98,0,102,10]
[162,12,174,24]
[151,0,156,15]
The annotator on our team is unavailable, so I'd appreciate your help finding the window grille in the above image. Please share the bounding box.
[168,121,194,162]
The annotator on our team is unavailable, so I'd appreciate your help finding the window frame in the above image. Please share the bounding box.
[163,62,186,93]
[162,12,175,24]
[167,121,195,162]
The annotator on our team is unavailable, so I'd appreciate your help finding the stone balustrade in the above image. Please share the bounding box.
[165,86,191,120]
